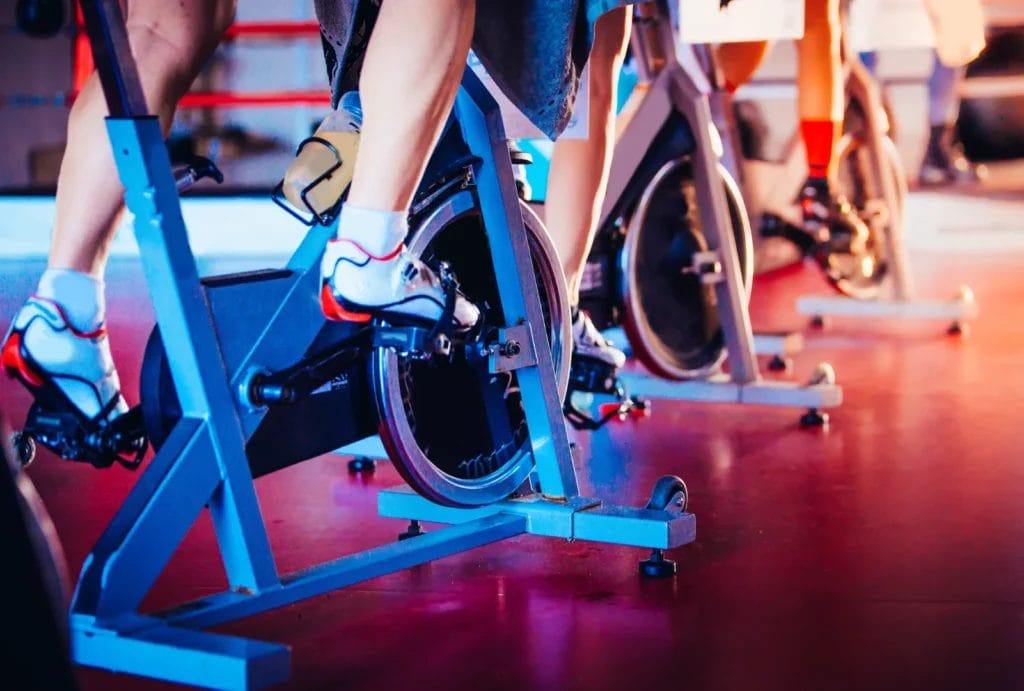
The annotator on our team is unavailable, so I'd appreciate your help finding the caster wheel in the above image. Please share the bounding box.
[398,520,425,541]
[800,409,829,428]
[767,355,792,373]
[810,315,826,329]
[808,362,836,387]
[639,549,677,578]
[347,457,377,474]
[11,432,35,468]
[646,475,688,513]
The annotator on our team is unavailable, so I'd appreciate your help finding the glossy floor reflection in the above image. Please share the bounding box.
[1,228,1023,690]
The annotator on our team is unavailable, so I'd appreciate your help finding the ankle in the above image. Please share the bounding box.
[800,119,839,184]
[336,204,409,258]
[925,123,953,167]
[36,268,105,333]
[802,176,831,199]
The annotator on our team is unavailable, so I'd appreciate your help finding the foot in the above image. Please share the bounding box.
[799,178,870,258]
[2,296,127,424]
[919,124,986,187]
[572,310,626,370]
[320,238,480,331]
[919,150,985,187]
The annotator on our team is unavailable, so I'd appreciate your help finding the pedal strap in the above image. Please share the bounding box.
[424,262,459,358]
[104,406,148,470]
[89,398,147,470]
[94,393,122,424]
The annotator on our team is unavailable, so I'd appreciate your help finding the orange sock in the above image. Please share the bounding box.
[800,119,839,181]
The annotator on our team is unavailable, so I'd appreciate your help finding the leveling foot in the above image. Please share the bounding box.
[639,549,677,578]
[398,520,425,541]
[800,408,829,428]
[347,457,377,473]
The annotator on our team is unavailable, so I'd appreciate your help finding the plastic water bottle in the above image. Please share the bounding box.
[281,91,363,223]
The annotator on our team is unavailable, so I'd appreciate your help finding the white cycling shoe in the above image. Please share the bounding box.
[320,238,481,331]
[2,296,128,423]
[572,310,626,370]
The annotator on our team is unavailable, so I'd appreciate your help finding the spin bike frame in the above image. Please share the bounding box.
[70,2,694,687]
[600,1,841,411]
[707,6,977,330]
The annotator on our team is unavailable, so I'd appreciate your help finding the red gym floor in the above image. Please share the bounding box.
[2,214,1023,690]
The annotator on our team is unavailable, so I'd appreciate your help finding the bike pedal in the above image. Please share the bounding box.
[760,214,818,254]
[628,399,652,419]
[597,402,630,422]
[22,403,147,470]
[568,356,620,395]
[596,397,650,423]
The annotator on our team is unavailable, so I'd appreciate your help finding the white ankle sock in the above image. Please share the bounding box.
[336,204,408,258]
[37,268,105,333]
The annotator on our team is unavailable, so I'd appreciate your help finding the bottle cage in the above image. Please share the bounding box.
[272,136,346,227]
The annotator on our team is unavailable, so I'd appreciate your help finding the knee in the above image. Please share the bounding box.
[211,0,238,38]
[591,8,631,68]
[125,1,235,73]
[717,41,769,87]
[589,8,631,106]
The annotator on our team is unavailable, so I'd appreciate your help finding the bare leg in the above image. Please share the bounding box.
[48,0,237,276]
[4,1,236,437]
[348,0,476,212]
[715,40,771,92]
[798,0,843,181]
[545,7,632,302]
[319,0,480,330]
[796,0,869,261]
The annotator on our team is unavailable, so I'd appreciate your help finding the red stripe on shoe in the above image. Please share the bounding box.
[320,284,372,323]
[328,238,403,262]
[1,333,44,388]
[30,296,107,339]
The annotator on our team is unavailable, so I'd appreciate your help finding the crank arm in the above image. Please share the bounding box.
[248,324,443,407]
[249,333,369,406]
[760,214,817,255]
